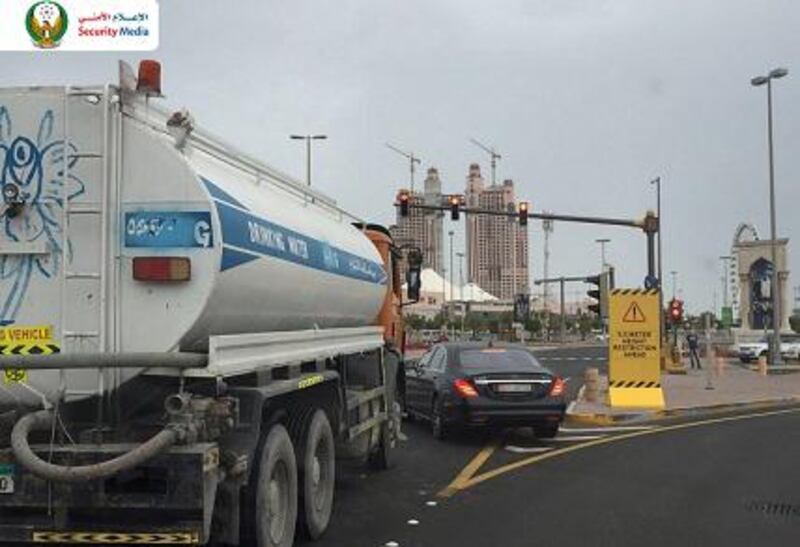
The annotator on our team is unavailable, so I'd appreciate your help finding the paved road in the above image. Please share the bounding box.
[301,341,800,547]
[531,344,608,401]
[302,344,612,546]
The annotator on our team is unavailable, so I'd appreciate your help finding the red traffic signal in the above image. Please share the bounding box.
[668,298,684,323]
[449,194,461,221]
[518,201,529,226]
[397,190,410,217]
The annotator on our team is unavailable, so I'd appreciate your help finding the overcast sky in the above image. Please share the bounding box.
[5,0,799,314]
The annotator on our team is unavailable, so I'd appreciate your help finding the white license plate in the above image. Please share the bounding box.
[0,465,14,494]
[496,383,532,393]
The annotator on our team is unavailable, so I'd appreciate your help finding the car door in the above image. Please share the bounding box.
[405,349,434,415]
[419,346,447,417]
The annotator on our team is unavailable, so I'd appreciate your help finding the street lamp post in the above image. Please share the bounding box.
[448,230,455,304]
[670,270,678,300]
[595,238,610,272]
[595,238,610,336]
[751,67,789,366]
[650,177,664,343]
[719,255,734,311]
[457,251,465,335]
[290,134,327,186]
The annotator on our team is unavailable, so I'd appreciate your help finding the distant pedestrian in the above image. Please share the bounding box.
[686,331,702,370]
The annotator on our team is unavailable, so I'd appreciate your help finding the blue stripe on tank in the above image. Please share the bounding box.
[202,179,387,285]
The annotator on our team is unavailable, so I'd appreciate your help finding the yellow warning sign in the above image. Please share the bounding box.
[608,289,664,409]
[0,325,59,385]
[622,302,646,323]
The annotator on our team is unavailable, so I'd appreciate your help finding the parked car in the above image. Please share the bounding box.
[738,334,800,363]
[404,342,567,439]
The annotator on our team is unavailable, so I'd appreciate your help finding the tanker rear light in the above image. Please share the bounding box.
[133,257,191,282]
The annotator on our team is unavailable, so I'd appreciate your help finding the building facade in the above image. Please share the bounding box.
[389,167,444,279]
[734,238,790,332]
[464,164,529,300]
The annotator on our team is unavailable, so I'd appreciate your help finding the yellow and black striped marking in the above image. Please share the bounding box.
[3,368,27,384]
[610,288,659,296]
[0,343,60,356]
[32,531,200,544]
[609,380,661,389]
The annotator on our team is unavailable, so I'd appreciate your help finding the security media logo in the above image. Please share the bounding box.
[26,1,69,49]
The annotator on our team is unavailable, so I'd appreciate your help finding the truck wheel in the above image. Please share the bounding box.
[368,414,396,470]
[254,424,298,547]
[431,398,448,441]
[300,410,335,539]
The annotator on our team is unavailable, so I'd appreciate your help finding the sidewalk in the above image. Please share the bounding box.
[569,361,800,422]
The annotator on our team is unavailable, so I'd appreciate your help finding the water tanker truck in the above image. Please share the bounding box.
[0,60,422,546]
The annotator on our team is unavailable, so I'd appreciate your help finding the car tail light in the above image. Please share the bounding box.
[453,378,478,399]
[133,257,191,282]
[548,376,565,397]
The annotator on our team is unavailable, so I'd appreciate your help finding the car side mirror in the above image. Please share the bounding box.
[405,248,422,303]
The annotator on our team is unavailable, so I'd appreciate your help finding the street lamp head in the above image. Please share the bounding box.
[751,76,769,87]
[311,135,328,140]
[289,135,305,140]
[769,67,789,79]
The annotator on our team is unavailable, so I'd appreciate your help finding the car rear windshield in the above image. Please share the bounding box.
[458,349,541,371]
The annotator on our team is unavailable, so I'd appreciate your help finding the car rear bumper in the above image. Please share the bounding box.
[443,397,566,427]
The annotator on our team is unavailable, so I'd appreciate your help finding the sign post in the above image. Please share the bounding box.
[608,289,665,409]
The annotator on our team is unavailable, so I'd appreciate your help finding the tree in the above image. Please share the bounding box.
[790,314,800,334]
[578,313,592,340]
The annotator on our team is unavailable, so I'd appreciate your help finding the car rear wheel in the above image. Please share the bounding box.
[533,424,559,439]
[431,398,448,440]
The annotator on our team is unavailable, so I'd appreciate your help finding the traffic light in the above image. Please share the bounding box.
[585,272,610,318]
[668,298,684,324]
[449,195,461,221]
[397,190,410,217]
[518,201,529,226]
[513,293,530,323]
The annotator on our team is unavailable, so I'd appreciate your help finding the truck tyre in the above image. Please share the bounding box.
[431,398,448,441]
[254,424,298,547]
[368,394,400,470]
[300,410,335,539]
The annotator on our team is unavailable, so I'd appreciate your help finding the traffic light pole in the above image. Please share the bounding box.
[534,276,592,343]
[401,202,659,280]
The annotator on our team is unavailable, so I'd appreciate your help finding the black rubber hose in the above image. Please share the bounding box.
[11,410,180,483]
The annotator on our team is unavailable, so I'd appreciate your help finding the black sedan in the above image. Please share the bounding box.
[404,342,567,439]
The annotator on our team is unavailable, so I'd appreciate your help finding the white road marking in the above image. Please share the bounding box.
[407,519,420,526]
[560,426,656,433]
[546,435,606,442]
[425,501,438,507]
[505,445,554,454]
[582,357,593,361]
[566,400,577,414]
[565,357,578,361]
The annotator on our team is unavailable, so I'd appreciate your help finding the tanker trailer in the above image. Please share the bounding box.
[0,60,421,547]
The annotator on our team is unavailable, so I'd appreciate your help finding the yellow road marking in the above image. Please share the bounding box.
[437,441,499,497]
[438,407,800,498]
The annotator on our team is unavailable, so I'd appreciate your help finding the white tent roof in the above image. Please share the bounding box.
[404,268,498,302]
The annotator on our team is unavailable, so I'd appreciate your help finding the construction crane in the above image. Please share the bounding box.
[386,143,422,192]
[469,137,501,186]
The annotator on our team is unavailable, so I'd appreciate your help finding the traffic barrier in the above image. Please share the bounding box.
[584,367,600,402]
[758,355,768,376]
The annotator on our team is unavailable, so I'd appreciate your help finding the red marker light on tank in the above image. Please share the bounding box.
[453,378,478,398]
